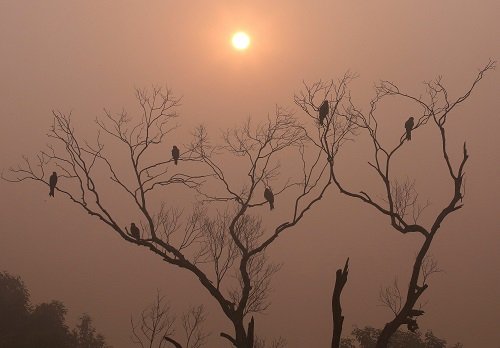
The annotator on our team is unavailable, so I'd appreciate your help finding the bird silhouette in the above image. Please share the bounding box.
[130,223,140,239]
[172,145,180,165]
[264,187,274,210]
[319,100,329,126]
[405,117,414,141]
[49,172,58,197]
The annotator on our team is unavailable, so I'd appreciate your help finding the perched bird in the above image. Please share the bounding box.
[49,172,58,197]
[319,100,329,126]
[264,187,275,210]
[172,145,180,165]
[405,117,414,141]
[130,223,140,239]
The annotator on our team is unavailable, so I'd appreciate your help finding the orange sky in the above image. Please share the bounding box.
[0,1,499,347]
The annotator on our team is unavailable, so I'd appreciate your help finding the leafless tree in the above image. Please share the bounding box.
[180,305,207,348]
[3,89,331,348]
[187,108,332,347]
[131,291,175,348]
[131,290,208,348]
[296,61,495,347]
[254,336,287,348]
[294,73,358,348]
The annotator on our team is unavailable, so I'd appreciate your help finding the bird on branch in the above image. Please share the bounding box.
[405,116,414,141]
[172,145,180,165]
[319,100,329,126]
[264,187,275,210]
[49,172,58,197]
[130,223,140,240]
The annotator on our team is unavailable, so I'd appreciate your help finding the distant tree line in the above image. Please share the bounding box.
[340,326,463,348]
[0,271,111,348]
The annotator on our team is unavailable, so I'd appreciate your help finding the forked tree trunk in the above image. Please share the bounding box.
[221,316,255,348]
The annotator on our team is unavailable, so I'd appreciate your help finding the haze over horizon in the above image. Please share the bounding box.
[1,1,499,347]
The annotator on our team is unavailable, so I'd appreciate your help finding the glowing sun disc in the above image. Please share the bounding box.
[232,32,250,50]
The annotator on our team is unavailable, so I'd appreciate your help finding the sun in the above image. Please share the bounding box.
[231,31,251,50]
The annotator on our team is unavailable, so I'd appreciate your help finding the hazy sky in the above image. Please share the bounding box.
[1,1,499,347]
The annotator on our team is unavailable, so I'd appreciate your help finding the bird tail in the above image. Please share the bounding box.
[270,202,274,210]
[174,159,178,165]
[49,188,54,197]
[406,131,411,141]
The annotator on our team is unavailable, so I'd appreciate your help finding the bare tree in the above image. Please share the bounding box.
[3,89,331,348]
[254,336,287,348]
[187,108,332,347]
[131,291,175,348]
[181,305,208,348]
[131,291,208,348]
[296,61,495,347]
[294,73,358,348]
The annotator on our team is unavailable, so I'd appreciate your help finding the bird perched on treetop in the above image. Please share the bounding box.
[319,100,329,126]
[405,117,414,141]
[49,172,58,197]
[130,223,140,239]
[264,187,274,210]
[172,145,180,165]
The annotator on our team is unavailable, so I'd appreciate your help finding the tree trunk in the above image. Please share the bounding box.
[376,321,400,348]
[331,258,349,348]
[221,317,254,348]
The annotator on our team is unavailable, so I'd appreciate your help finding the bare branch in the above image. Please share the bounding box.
[182,305,209,348]
[379,278,403,317]
[130,290,176,348]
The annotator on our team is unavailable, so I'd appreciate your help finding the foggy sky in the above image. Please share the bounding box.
[1,1,499,347]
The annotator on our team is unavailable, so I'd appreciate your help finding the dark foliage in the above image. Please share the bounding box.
[0,271,111,348]
[340,326,462,348]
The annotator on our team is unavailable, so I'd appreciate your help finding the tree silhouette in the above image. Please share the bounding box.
[331,258,349,348]
[27,301,72,348]
[4,88,331,348]
[0,271,30,347]
[4,62,493,347]
[0,271,110,348]
[296,61,495,347]
[72,313,110,348]
[130,290,208,348]
[340,325,461,348]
